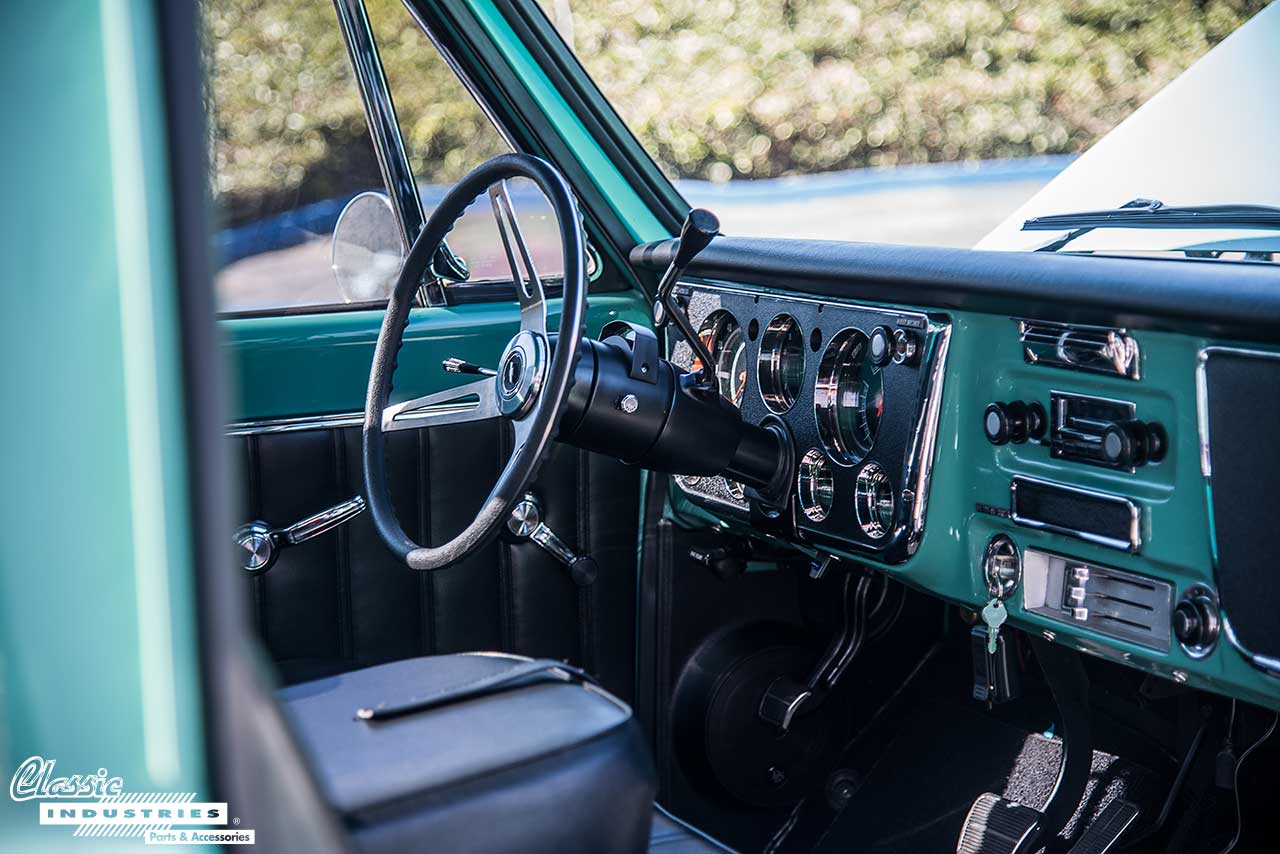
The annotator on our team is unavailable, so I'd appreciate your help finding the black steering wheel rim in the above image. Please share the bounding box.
[362,153,587,570]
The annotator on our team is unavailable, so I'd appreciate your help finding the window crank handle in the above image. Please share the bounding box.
[507,494,598,586]
[235,496,367,574]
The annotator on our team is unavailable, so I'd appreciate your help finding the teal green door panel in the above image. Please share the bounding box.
[223,294,652,421]
[1,2,208,850]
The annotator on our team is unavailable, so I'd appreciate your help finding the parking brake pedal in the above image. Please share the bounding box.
[956,793,1042,854]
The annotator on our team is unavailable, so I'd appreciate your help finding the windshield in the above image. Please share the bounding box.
[542,0,1275,261]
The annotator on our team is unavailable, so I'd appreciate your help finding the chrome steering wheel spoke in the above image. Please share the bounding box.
[489,180,547,339]
[381,376,499,432]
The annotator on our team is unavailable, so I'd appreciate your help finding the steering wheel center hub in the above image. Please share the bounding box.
[497,330,546,419]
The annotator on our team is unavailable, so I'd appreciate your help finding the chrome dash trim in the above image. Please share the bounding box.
[903,320,952,555]
[226,412,365,436]
[1195,349,1213,478]
[1010,475,1141,553]
[1223,616,1280,678]
[1196,346,1280,678]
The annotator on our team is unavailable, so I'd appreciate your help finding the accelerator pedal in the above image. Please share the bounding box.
[1067,799,1139,854]
[956,793,1043,854]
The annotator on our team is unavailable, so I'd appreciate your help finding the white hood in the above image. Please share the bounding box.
[976,3,1280,252]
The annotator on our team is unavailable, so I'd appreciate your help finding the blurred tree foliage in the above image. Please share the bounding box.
[205,0,1270,223]
[203,0,506,225]
[551,0,1271,180]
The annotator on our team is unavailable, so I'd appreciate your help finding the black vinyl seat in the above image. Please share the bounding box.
[280,653,656,853]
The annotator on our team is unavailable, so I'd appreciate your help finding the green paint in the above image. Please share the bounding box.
[224,294,652,419]
[0,1,207,850]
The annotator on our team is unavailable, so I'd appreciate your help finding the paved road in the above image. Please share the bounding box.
[215,174,1053,312]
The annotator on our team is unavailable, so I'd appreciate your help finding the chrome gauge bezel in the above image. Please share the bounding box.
[697,309,747,407]
[854,462,895,539]
[757,313,805,415]
[814,327,885,466]
[797,448,834,522]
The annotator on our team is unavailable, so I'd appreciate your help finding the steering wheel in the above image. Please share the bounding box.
[363,154,587,570]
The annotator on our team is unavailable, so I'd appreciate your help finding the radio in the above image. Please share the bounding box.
[983,392,1166,472]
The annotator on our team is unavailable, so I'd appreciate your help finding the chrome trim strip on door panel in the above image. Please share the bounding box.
[226,412,364,436]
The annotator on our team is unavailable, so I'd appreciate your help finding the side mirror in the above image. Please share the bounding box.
[331,191,404,303]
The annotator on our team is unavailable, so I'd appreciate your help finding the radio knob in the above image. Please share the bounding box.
[1025,401,1047,440]
[984,401,1033,445]
[1101,420,1167,468]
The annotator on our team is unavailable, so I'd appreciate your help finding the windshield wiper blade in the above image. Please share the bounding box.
[1023,198,1280,252]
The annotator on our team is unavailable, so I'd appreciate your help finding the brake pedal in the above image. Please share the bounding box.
[956,793,1042,854]
[1067,799,1139,854]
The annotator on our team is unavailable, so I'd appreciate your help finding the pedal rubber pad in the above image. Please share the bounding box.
[1067,799,1139,854]
[957,793,1043,854]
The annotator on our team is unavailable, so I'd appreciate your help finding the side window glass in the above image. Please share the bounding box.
[368,3,574,292]
[205,0,525,314]
[204,0,385,313]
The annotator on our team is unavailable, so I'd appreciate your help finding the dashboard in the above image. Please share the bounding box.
[636,238,1280,711]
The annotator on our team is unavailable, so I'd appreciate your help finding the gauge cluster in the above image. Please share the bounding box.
[671,281,951,563]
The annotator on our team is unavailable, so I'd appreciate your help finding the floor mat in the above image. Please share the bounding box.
[812,703,1165,854]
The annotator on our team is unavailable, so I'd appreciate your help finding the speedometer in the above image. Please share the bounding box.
[815,328,886,464]
[697,311,747,407]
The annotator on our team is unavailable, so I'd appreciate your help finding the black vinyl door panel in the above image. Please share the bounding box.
[230,421,641,700]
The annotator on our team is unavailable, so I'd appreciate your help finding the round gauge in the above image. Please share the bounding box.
[758,314,805,414]
[697,311,747,407]
[854,463,895,539]
[814,329,886,464]
[797,449,834,522]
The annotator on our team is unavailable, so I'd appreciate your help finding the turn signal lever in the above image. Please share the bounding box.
[653,208,720,388]
[234,496,366,574]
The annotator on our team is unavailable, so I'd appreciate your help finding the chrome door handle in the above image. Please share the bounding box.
[235,496,366,574]
[507,494,597,586]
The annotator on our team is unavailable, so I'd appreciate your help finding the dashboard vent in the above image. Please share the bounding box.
[1018,320,1140,379]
